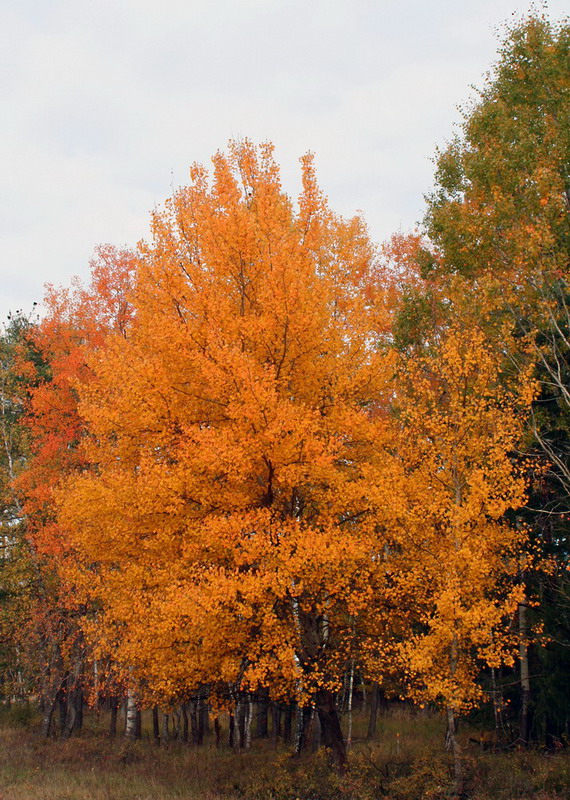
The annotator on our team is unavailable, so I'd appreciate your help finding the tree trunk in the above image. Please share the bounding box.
[228,712,235,749]
[272,703,281,746]
[237,696,246,750]
[75,688,84,732]
[200,695,210,735]
[41,665,64,738]
[294,703,308,754]
[190,700,200,745]
[161,712,170,743]
[181,703,189,743]
[446,705,463,797]
[171,708,180,740]
[63,656,84,739]
[152,706,160,744]
[63,699,76,739]
[256,689,269,738]
[42,694,58,738]
[346,661,354,750]
[125,687,138,740]
[519,601,531,747]
[491,668,501,737]
[57,682,68,736]
[445,630,463,795]
[283,703,293,743]
[244,695,253,749]
[63,687,83,738]
[197,697,205,745]
[315,689,347,770]
[366,682,379,740]
[309,707,321,751]
[214,715,221,748]
[109,696,120,737]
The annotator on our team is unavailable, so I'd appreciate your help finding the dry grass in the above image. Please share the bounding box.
[0,727,227,799]
[0,709,254,800]
[0,707,569,799]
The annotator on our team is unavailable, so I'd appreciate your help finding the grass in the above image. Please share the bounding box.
[0,706,569,799]
[0,725,237,799]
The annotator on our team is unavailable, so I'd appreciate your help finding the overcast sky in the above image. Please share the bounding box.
[1,0,567,322]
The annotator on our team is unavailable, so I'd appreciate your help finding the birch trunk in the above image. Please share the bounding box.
[197,696,205,744]
[244,696,253,749]
[519,601,531,747]
[446,705,463,797]
[346,661,354,750]
[125,686,138,740]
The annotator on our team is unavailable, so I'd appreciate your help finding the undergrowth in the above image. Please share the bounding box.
[0,708,568,799]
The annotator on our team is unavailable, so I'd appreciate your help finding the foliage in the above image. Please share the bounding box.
[0,312,44,702]
[380,324,532,712]
[423,13,570,494]
[420,11,570,744]
[56,143,396,725]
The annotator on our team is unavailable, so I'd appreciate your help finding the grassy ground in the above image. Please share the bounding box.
[0,706,569,799]
[0,724,239,799]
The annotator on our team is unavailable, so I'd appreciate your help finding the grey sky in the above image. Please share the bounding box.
[1,0,567,321]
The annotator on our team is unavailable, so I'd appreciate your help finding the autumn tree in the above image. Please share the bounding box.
[368,320,533,791]
[14,246,136,736]
[56,141,396,767]
[420,12,570,746]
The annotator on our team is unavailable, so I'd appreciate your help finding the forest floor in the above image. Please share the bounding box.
[0,707,569,800]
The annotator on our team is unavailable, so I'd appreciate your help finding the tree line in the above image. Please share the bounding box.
[0,14,568,796]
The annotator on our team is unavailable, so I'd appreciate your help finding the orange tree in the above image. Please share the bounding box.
[15,246,136,735]
[370,231,536,788]
[57,142,396,766]
[364,316,534,793]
